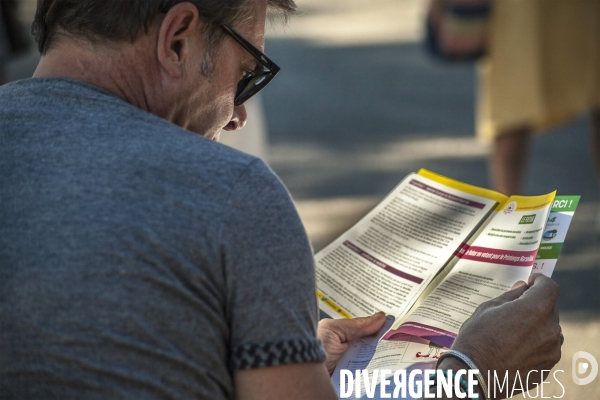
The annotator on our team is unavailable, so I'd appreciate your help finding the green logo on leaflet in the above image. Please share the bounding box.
[519,215,536,224]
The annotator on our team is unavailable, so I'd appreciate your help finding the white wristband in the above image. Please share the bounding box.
[437,349,488,400]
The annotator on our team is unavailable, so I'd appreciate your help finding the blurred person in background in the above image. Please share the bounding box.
[0,0,564,398]
[477,0,600,196]
[0,0,30,84]
[0,2,9,83]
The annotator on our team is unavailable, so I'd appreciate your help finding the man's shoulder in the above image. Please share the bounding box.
[0,77,265,186]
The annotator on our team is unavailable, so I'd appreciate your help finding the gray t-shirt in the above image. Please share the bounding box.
[0,78,325,399]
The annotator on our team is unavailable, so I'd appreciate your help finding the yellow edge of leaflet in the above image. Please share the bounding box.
[509,191,556,211]
[417,169,508,209]
[316,290,352,319]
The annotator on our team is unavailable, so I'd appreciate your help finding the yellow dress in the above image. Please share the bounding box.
[477,0,600,142]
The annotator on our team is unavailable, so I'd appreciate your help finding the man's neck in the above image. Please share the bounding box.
[33,39,158,114]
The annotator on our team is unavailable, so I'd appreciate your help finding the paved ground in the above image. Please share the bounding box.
[6,0,600,397]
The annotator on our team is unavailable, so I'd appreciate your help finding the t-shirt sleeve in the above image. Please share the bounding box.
[220,159,326,371]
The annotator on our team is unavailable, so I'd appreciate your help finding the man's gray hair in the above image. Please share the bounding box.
[31,0,296,75]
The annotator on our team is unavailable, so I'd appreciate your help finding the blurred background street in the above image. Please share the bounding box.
[4,0,599,398]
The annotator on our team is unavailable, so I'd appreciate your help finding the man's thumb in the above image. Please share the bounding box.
[340,312,387,342]
[493,280,529,304]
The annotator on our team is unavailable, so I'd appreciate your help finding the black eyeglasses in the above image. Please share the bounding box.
[221,24,280,106]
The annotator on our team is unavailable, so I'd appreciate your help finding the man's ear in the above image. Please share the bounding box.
[157,2,203,78]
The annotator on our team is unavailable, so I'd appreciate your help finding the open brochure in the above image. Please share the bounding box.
[313,169,579,398]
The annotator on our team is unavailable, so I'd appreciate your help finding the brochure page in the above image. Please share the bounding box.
[316,170,505,320]
[384,193,555,347]
[534,196,580,277]
[332,332,436,400]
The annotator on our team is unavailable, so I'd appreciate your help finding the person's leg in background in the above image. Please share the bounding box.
[488,125,532,196]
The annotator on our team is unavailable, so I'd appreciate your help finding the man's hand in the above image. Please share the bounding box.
[318,312,387,374]
[234,313,386,400]
[445,274,562,399]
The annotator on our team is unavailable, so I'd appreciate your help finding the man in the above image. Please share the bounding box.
[0,1,562,399]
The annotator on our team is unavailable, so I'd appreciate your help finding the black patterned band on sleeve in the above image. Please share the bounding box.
[230,338,327,370]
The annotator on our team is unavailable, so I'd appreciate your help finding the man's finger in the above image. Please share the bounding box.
[519,274,560,304]
[333,312,386,343]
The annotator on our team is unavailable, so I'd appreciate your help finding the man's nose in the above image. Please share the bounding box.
[223,105,247,131]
